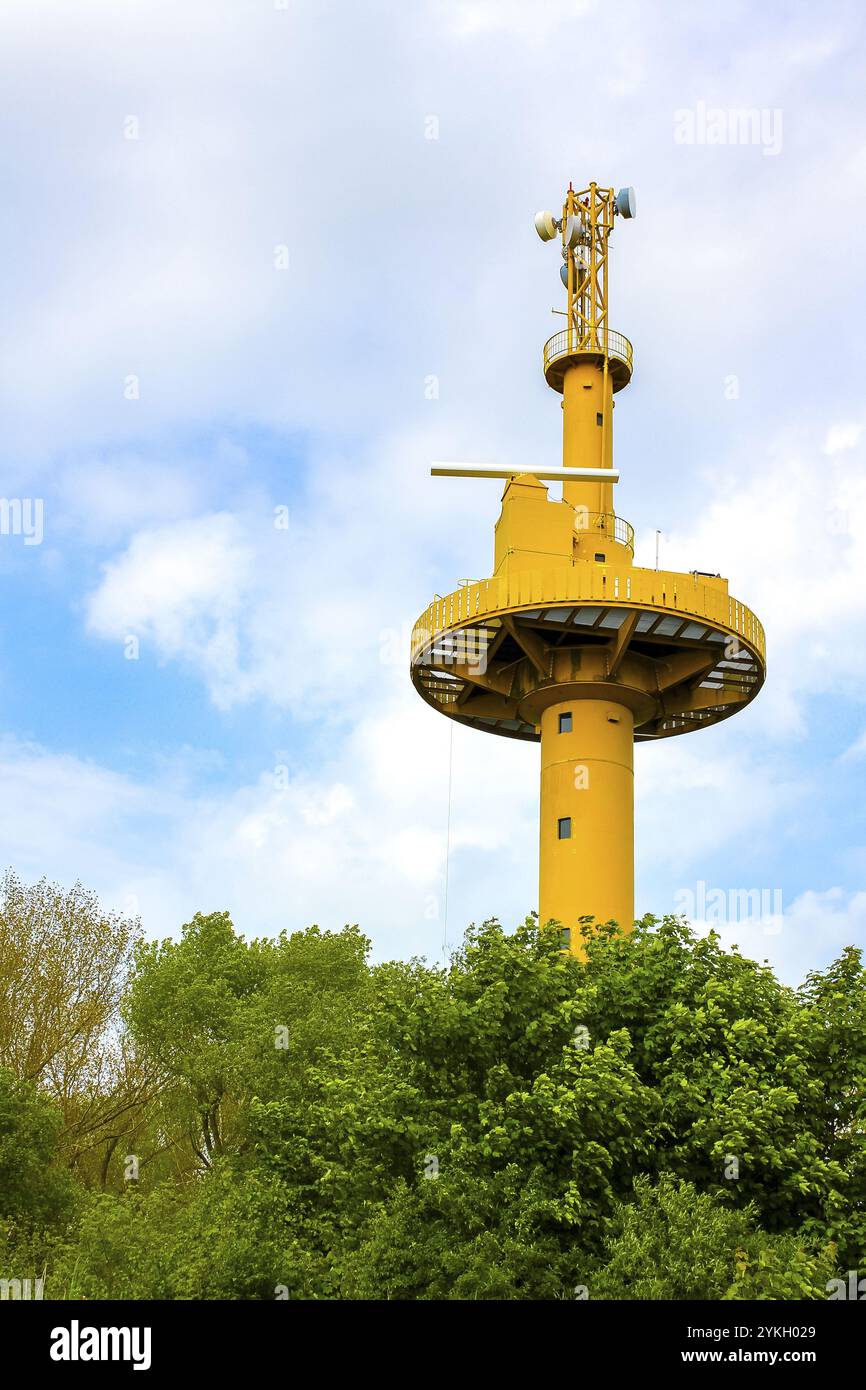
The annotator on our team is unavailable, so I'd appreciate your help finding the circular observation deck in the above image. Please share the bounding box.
[411,568,765,744]
[543,328,633,393]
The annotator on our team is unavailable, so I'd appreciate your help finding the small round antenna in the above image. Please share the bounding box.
[534,210,557,241]
[560,261,586,289]
[563,213,583,249]
[615,186,636,219]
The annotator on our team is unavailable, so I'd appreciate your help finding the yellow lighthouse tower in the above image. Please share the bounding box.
[410,181,765,951]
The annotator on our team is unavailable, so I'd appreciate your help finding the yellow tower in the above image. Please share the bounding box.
[410,181,765,952]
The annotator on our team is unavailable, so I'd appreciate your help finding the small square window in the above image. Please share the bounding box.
[558,817,572,840]
[560,927,571,948]
[594,552,606,562]
[558,712,572,733]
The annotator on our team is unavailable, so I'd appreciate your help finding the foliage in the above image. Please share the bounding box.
[1,876,864,1300]
[0,870,155,1178]
[0,1069,76,1231]
[589,1174,837,1300]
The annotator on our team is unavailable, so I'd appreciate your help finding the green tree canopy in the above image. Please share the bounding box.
[1,888,863,1300]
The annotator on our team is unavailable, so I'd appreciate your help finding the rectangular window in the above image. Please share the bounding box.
[560,927,571,948]
[596,412,603,426]
[558,817,572,840]
[558,711,572,733]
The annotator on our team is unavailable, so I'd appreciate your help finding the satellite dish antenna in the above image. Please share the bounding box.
[563,214,583,250]
[615,186,636,219]
[534,210,558,242]
[560,262,586,289]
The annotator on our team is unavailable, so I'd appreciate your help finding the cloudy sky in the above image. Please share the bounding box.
[1,0,865,984]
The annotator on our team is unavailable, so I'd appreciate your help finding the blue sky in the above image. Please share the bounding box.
[1,0,865,984]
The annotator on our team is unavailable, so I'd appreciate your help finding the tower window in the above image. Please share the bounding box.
[558,817,572,839]
[558,712,572,733]
[594,553,606,562]
[596,412,603,426]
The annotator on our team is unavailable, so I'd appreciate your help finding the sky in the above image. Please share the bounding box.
[1,0,865,985]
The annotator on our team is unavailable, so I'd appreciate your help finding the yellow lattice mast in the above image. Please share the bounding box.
[535,182,635,559]
[411,180,765,952]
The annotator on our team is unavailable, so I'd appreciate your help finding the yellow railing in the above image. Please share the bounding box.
[578,512,634,552]
[543,327,633,377]
[411,567,766,666]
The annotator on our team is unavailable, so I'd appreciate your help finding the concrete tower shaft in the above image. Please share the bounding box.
[410,180,766,953]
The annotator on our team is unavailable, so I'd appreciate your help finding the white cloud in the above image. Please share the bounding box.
[683,887,866,986]
[0,687,537,963]
[0,736,167,892]
[1,719,857,985]
[823,422,863,455]
[75,414,864,969]
[82,415,866,747]
[650,442,866,739]
[1,0,864,984]
[636,733,802,881]
[58,456,204,542]
[842,728,866,760]
[80,414,504,714]
[85,513,255,700]
[0,0,859,469]
[449,0,596,40]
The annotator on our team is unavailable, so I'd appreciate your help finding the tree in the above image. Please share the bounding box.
[0,870,156,1176]
[123,912,371,1175]
[590,1174,837,1300]
[0,1069,75,1230]
[2,880,863,1300]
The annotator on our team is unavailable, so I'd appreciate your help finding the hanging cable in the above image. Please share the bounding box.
[442,719,453,965]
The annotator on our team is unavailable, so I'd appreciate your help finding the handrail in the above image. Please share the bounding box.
[411,568,766,665]
[543,327,633,377]
[577,512,634,552]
